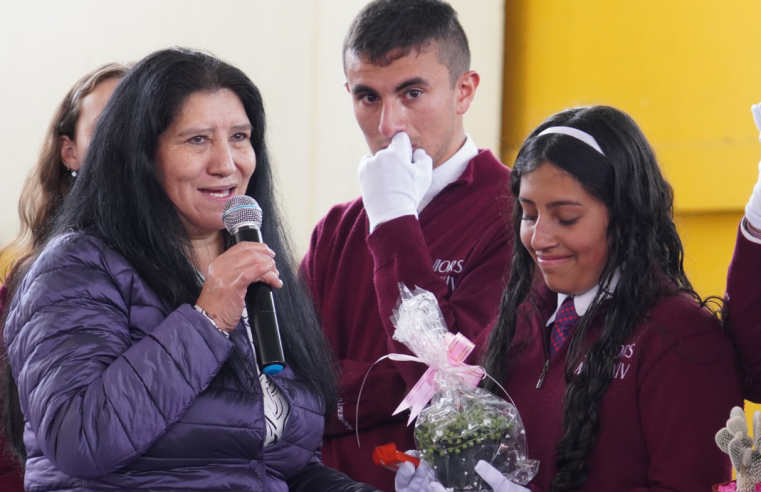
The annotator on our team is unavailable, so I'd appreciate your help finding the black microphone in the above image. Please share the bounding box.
[222,195,286,375]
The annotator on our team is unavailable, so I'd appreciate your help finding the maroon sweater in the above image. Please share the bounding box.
[725,223,761,402]
[0,283,24,492]
[300,150,511,491]
[490,283,741,492]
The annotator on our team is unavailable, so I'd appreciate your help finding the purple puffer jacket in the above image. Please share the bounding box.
[4,232,325,492]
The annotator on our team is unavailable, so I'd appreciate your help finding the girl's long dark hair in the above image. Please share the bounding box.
[483,106,702,491]
[2,47,337,460]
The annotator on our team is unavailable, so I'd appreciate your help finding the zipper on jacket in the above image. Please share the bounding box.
[536,358,550,389]
[537,306,551,389]
[533,302,551,389]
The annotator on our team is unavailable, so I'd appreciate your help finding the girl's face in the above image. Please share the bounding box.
[519,161,610,296]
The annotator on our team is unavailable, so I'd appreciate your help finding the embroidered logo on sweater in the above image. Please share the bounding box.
[336,398,353,431]
[574,343,636,380]
[433,258,464,290]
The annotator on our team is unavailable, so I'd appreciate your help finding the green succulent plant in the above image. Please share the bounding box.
[415,406,513,463]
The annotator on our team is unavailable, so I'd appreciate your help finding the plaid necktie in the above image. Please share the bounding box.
[550,296,579,357]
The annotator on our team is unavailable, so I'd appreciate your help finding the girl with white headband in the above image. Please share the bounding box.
[396,105,741,492]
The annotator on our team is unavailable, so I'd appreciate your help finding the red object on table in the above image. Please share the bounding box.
[372,443,421,471]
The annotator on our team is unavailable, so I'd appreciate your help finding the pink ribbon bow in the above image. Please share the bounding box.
[391,332,484,425]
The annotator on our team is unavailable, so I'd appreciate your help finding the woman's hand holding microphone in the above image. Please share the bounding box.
[195,242,282,334]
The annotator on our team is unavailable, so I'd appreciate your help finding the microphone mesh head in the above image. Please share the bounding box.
[223,195,263,234]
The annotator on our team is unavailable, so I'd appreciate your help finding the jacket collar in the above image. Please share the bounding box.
[418,134,478,212]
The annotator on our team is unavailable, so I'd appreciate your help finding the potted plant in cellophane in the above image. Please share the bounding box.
[383,284,538,491]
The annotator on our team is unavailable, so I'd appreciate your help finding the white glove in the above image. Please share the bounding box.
[715,406,761,492]
[358,132,433,232]
[395,460,436,492]
[428,460,529,492]
[745,104,761,230]
[474,460,530,492]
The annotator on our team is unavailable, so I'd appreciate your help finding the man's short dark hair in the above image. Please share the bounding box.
[343,0,470,83]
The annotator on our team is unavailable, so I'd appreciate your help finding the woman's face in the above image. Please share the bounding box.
[518,161,610,296]
[155,89,256,240]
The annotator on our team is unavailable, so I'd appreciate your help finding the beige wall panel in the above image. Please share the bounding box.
[0,0,504,258]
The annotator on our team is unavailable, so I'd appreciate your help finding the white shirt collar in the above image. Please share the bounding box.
[546,270,621,326]
[418,134,478,212]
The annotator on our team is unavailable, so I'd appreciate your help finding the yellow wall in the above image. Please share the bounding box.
[500,1,761,419]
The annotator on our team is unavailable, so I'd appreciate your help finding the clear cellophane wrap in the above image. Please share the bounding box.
[391,284,538,490]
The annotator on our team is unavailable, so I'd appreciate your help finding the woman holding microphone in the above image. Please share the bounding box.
[2,47,376,492]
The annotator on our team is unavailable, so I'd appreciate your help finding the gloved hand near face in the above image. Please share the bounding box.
[359,131,433,232]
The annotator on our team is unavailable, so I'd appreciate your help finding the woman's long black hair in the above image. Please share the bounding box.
[483,106,703,491]
[1,47,337,459]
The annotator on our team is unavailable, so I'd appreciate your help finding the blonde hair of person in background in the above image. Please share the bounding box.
[0,62,131,282]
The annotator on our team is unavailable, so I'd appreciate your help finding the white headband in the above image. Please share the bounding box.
[537,126,605,156]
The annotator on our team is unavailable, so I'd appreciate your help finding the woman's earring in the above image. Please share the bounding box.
[65,167,77,178]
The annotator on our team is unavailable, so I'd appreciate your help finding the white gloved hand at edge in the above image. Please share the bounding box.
[752,104,761,139]
[427,460,529,492]
[395,460,436,492]
[475,460,530,492]
[359,132,433,233]
[715,406,761,492]
[745,104,761,230]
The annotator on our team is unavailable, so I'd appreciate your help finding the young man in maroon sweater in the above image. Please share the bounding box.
[299,1,513,490]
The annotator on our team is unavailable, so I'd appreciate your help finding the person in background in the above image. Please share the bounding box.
[396,105,742,492]
[2,47,376,492]
[0,62,129,281]
[300,0,513,489]
[0,62,129,492]
[724,103,761,403]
